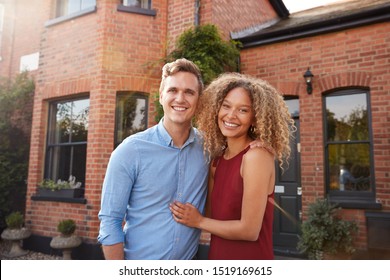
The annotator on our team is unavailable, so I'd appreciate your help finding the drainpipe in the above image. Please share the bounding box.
[194,0,200,26]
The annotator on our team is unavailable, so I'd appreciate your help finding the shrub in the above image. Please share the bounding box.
[0,72,34,229]
[57,219,76,236]
[5,211,24,229]
[297,198,358,259]
[155,24,241,123]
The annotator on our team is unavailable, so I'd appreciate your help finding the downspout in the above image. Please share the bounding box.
[194,0,200,26]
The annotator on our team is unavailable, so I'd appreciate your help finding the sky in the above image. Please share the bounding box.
[283,0,343,13]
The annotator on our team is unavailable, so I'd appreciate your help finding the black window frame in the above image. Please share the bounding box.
[40,95,89,202]
[323,88,380,209]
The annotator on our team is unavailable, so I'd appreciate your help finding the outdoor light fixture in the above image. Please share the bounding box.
[303,68,314,94]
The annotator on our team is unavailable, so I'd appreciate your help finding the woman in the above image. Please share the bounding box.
[170,73,294,259]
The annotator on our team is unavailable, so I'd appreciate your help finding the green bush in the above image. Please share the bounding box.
[0,72,34,229]
[5,211,24,229]
[57,219,76,236]
[155,24,241,123]
[297,198,358,259]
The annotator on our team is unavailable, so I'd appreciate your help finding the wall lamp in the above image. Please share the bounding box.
[303,68,314,94]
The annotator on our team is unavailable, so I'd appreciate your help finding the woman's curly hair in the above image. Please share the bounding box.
[196,72,295,168]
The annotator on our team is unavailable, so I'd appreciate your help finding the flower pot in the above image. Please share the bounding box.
[36,188,83,198]
[1,227,31,258]
[50,234,82,260]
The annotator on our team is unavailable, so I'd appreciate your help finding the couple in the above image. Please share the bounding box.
[98,58,294,260]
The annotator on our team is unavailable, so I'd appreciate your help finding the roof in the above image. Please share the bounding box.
[233,0,390,48]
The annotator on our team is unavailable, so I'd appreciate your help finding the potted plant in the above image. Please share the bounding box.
[50,219,82,260]
[297,198,358,260]
[1,211,31,257]
[36,175,83,198]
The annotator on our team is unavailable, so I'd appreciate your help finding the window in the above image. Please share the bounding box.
[115,92,148,148]
[45,97,89,188]
[123,0,151,9]
[56,0,96,17]
[117,0,156,16]
[324,89,375,204]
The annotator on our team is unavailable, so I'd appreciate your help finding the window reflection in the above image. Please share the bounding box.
[324,89,373,197]
[328,144,370,192]
[115,93,148,147]
[326,93,368,141]
[46,98,89,186]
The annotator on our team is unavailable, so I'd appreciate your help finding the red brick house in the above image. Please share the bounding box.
[1,0,389,259]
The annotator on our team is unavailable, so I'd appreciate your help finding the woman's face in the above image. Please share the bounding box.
[217,87,255,140]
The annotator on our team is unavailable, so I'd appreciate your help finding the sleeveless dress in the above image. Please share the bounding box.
[208,146,274,260]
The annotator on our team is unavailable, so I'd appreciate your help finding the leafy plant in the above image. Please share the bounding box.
[38,175,82,191]
[155,24,241,122]
[5,211,24,229]
[0,72,34,230]
[297,198,358,259]
[57,219,76,236]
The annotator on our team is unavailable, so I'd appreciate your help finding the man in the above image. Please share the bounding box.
[98,58,208,259]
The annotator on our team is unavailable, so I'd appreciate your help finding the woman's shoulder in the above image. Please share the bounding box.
[244,145,275,162]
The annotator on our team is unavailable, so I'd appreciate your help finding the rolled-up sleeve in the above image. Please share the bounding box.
[97,140,137,245]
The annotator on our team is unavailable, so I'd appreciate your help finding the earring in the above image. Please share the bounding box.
[250,125,255,134]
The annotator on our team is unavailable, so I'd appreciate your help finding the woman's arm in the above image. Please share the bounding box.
[170,148,275,241]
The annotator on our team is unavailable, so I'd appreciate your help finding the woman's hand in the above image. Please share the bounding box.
[169,201,203,228]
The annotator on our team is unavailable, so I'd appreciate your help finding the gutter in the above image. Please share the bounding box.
[238,4,390,48]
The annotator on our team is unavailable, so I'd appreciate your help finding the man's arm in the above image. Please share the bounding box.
[102,243,124,260]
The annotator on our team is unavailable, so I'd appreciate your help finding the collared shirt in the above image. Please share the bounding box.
[98,120,208,260]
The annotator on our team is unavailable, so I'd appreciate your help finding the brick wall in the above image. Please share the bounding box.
[205,0,277,39]
[0,0,49,78]
[240,22,390,249]
[26,0,168,243]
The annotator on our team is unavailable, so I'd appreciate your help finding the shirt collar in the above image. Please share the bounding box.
[157,118,196,148]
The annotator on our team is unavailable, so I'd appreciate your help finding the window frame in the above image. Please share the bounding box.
[42,95,89,201]
[323,88,379,209]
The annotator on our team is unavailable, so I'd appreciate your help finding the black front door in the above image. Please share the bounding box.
[273,118,301,256]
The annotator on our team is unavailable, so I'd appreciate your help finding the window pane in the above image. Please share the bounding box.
[68,0,81,14]
[116,93,147,147]
[123,0,150,9]
[284,99,299,117]
[53,99,89,144]
[326,93,368,141]
[47,145,71,181]
[71,144,87,185]
[56,102,72,143]
[71,99,89,142]
[46,97,89,187]
[328,143,371,192]
[81,0,96,10]
[57,0,96,17]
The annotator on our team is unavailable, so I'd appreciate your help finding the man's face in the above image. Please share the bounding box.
[159,71,200,128]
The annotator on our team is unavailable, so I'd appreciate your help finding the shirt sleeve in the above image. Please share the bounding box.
[97,139,138,245]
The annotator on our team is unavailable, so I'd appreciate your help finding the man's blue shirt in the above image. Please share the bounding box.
[98,120,208,259]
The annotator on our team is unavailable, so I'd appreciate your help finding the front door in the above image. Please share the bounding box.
[273,103,302,256]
